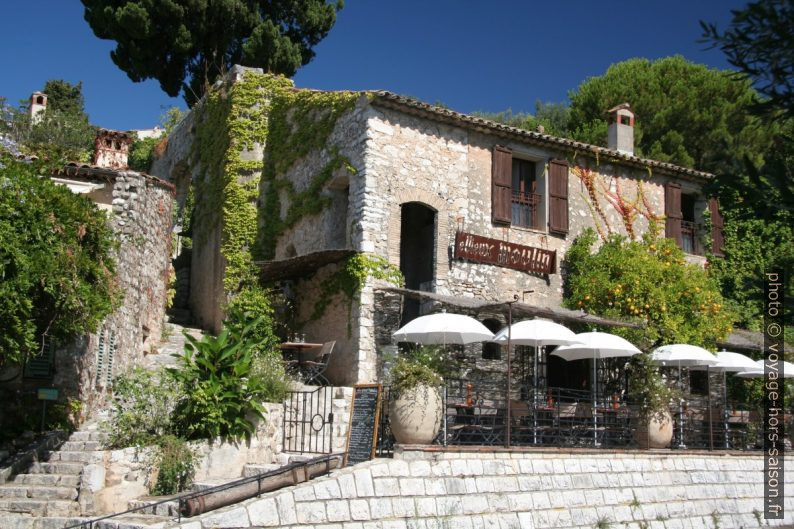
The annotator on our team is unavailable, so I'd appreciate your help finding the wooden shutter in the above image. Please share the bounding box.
[709,198,725,257]
[492,145,512,224]
[548,159,569,234]
[664,182,682,247]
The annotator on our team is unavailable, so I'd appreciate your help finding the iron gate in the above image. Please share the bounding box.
[283,386,335,454]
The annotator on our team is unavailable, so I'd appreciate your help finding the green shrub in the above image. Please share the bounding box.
[169,318,271,441]
[151,434,197,495]
[563,228,734,349]
[102,367,184,448]
[626,352,679,422]
[388,346,445,397]
[0,155,119,369]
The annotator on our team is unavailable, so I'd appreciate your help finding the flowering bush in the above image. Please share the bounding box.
[564,228,734,350]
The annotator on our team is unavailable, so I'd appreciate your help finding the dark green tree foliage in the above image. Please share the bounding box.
[701,0,794,120]
[0,156,118,369]
[475,100,570,137]
[82,0,343,106]
[41,79,87,115]
[567,56,773,174]
[0,80,95,162]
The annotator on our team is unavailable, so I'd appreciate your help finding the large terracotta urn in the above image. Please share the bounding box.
[389,384,443,445]
[635,410,674,449]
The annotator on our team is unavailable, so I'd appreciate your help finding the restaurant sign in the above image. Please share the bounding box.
[454,231,556,275]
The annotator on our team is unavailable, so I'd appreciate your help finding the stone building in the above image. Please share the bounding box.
[151,67,730,394]
[12,134,176,420]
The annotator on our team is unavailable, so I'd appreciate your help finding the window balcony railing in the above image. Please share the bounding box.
[511,192,542,230]
[681,220,700,255]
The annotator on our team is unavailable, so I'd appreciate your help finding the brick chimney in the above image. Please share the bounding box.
[29,91,47,124]
[606,103,634,155]
[93,129,132,169]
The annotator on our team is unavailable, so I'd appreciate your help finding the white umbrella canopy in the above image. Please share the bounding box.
[551,331,642,361]
[735,359,794,379]
[392,312,494,345]
[702,351,759,372]
[651,344,719,366]
[491,319,583,347]
[550,331,642,446]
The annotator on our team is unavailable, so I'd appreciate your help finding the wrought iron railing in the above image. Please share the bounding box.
[511,192,542,229]
[680,220,700,255]
[376,382,767,453]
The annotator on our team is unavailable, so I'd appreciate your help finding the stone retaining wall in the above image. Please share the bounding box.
[169,447,794,529]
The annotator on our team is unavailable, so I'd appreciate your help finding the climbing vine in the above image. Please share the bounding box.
[256,87,360,260]
[311,253,404,323]
[571,165,664,240]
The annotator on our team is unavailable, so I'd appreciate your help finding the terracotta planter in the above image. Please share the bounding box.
[635,410,673,449]
[389,384,443,445]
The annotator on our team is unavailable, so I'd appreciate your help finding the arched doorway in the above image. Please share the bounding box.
[399,202,436,324]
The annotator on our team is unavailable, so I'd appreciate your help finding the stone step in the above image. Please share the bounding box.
[0,484,78,500]
[242,463,280,477]
[35,516,90,529]
[46,450,103,464]
[0,498,80,516]
[28,461,84,475]
[127,497,180,517]
[60,440,102,452]
[68,431,105,443]
[92,513,171,529]
[14,474,81,487]
[0,514,86,529]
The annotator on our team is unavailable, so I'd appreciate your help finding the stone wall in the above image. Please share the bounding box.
[53,168,174,420]
[166,447,794,529]
[84,403,284,514]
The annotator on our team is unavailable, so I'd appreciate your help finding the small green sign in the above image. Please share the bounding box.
[37,388,59,401]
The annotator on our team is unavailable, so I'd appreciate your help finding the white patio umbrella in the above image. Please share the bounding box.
[651,344,719,448]
[392,312,494,345]
[691,350,759,449]
[734,359,794,379]
[492,319,584,444]
[552,332,642,445]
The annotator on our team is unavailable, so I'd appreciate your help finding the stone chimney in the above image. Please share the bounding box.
[29,92,47,124]
[606,103,634,155]
[93,129,132,170]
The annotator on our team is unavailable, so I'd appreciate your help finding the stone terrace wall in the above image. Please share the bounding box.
[54,169,174,420]
[168,447,793,529]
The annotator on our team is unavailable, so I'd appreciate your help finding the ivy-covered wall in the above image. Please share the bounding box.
[150,67,403,384]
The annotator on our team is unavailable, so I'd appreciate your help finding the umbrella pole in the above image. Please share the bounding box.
[533,346,539,445]
[505,301,514,448]
[678,362,686,449]
[723,372,729,449]
[707,365,713,451]
[592,353,599,447]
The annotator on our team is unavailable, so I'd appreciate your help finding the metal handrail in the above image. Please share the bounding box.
[64,452,345,529]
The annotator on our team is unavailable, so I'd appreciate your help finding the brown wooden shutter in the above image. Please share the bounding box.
[548,159,569,235]
[664,182,682,247]
[709,198,725,257]
[492,146,512,224]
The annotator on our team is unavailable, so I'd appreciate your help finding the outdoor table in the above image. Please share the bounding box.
[280,342,323,369]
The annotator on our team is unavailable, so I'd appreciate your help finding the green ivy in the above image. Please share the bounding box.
[311,253,404,323]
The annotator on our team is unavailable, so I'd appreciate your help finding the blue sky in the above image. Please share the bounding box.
[0,1,745,131]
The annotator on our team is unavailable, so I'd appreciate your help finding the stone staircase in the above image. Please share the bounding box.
[0,430,103,529]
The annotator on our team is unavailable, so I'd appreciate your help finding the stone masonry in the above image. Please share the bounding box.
[149,68,716,387]
[162,447,794,529]
[51,165,174,421]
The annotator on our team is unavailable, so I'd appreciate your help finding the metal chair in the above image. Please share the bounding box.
[299,341,335,385]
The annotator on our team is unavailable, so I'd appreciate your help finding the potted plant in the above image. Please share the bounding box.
[387,346,445,445]
[626,352,678,448]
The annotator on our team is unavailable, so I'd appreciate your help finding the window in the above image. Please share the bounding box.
[689,370,709,396]
[481,318,502,360]
[511,159,541,229]
[492,146,568,233]
[680,194,697,254]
